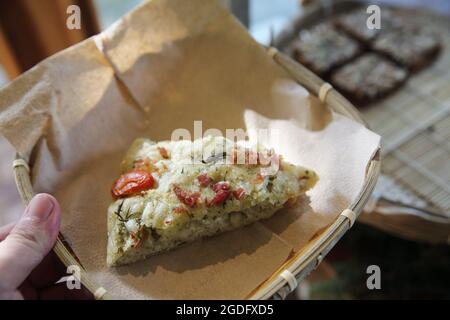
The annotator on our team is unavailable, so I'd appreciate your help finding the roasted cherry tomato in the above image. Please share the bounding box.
[112,170,154,198]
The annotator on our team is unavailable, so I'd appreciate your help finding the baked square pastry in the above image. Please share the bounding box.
[107,136,318,266]
[290,22,362,76]
[330,53,408,105]
[372,25,440,72]
[334,8,403,42]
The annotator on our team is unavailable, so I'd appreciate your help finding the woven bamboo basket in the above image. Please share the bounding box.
[12,47,380,300]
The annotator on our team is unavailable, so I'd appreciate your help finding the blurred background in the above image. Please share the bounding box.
[0,0,448,299]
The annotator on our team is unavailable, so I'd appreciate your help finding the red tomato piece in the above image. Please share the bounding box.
[173,186,187,201]
[232,188,246,200]
[173,206,187,214]
[157,147,170,159]
[197,173,212,187]
[130,227,146,248]
[209,190,231,206]
[112,170,154,198]
[212,181,230,193]
[173,186,200,207]
[184,193,200,207]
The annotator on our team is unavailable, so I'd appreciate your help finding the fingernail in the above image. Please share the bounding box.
[25,194,55,221]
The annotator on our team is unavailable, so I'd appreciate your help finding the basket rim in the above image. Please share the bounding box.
[11,48,380,300]
[246,49,380,299]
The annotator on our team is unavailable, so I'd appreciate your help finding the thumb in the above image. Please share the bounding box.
[0,194,60,290]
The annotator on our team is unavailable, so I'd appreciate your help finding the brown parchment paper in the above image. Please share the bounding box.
[0,0,380,299]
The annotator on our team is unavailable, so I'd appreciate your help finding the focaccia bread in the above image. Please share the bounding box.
[107,136,318,266]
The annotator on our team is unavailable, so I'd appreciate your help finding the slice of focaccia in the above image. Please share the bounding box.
[107,136,318,266]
